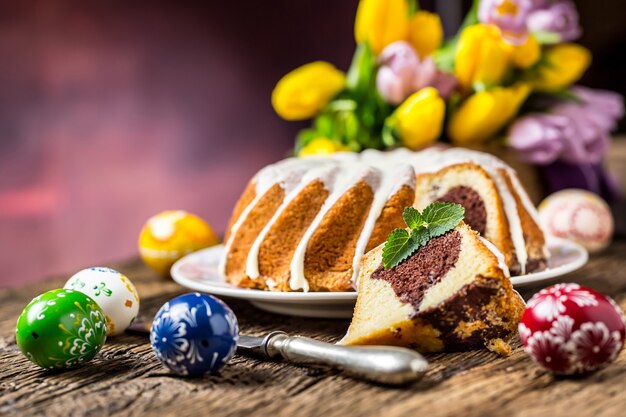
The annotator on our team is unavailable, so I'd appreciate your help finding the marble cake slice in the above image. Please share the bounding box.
[340,222,525,356]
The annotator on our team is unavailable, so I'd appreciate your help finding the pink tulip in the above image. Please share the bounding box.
[527,1,581,43]
[478,0,534,44]
[376,41,457,104]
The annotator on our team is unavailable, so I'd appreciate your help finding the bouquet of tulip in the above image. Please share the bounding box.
[271,0,624,200]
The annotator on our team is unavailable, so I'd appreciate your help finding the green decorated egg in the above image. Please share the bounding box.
[15,289,107,370]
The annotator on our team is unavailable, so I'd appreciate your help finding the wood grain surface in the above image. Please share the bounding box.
[1,240,626,417]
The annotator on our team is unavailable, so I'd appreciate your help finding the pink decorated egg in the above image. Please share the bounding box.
[519,283,626,375]
[538,189,613,253]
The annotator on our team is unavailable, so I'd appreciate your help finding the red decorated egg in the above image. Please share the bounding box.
[519,283,626,375]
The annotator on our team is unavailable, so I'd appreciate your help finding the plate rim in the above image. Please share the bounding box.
[170,236,588,301]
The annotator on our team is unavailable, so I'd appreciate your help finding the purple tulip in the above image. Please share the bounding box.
[527,1,581,43]
[478,0,534,44]
[508,87,624,165]
[508,113,569,164]
[551,87,624,164]
[570,86,624,131]
[376,41,457,104]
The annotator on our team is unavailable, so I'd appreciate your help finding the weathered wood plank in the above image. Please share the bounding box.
[1,242,625,417]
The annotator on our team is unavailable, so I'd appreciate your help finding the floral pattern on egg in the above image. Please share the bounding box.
[150,293,239,377]
[520,283,626,375]
[16,289,107,370]
[64,267,140,336]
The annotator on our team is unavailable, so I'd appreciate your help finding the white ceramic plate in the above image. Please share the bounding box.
[171,237,588,319]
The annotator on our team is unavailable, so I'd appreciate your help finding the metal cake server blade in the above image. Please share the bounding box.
[127,324,428,385]
[236,331,427,385]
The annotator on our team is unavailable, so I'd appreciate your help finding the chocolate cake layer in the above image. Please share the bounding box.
[524,258,548,274]
[371,230,461,310]
[509,257,547,276]
[436,186,487,236]
[414,279,513,351]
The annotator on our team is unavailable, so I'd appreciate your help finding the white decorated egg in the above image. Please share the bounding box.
[64,267,140,336]
[538,189,614,253]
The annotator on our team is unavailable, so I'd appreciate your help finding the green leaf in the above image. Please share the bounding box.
[314,114,335,137]
[347,43,376,100]
[434,0,479,73]
[383,228,421,269]
[381,202,466,269]
[294,128,320,153]
[402,207,423,229]
[421,202,465,237]
[407,0,419,15]
[326,99,357,112]
[410,227,430,248]
[533,30,561,45]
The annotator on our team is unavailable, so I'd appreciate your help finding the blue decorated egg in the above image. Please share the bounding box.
[150,293,239,376]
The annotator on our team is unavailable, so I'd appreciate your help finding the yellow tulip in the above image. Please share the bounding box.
[393,87,445,149]
[510,35,540,69]
[533,43,591,92]
[299,138,349,157]
[272,62,346,121]
[448,84,530,145]
[455,24,511,90]
[407,11,443,58]
[354,0,409,55]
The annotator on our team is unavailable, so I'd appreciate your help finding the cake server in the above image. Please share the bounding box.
[128,323,428,385]
[237,331,428,385]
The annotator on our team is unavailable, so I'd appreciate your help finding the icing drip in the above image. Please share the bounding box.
[392,147,539,274]
[288,163,381,291]
[218,158,317,276]
[349,163,415,289]
[478,236,511,279]
[245,164,339,279]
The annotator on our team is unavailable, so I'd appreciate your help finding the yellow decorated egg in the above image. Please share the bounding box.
[138,210,219,275]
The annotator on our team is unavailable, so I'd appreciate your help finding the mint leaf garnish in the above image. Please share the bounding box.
[410,227,430,248]
[382,202,465,269]
[421,202,466,238]
[402,207,423,229]
[382,229,418,270]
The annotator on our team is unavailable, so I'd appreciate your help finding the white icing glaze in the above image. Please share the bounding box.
[478,236,511,279]
[222,146,544,289]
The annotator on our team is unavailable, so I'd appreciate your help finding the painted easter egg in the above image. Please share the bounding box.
[138,210,219,275]
[64,267,140,336]
[538,189,614,253]
[16,289,107,370]
[519,283,626,375]
[150,293,239,377]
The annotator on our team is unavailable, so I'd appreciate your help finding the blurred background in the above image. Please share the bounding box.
[1,0,625,287]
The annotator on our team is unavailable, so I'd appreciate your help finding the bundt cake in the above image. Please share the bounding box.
[341,220,525,355]
[220,147,548,292]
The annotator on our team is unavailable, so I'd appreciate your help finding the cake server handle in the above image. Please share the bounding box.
[263,331,428,385]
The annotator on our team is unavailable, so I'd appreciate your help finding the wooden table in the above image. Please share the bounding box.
[1,240,626,417]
